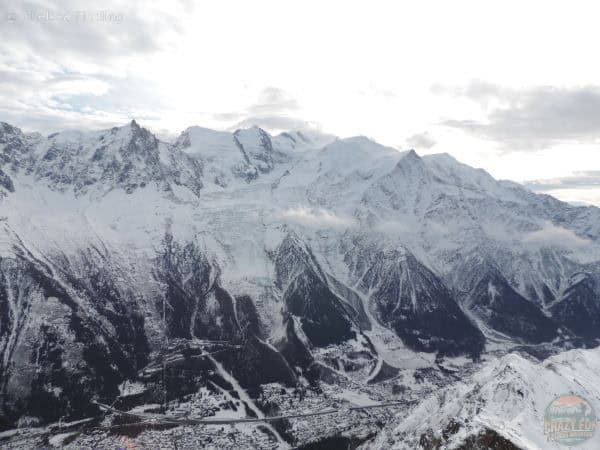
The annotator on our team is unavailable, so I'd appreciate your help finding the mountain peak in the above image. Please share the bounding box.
[401,148,421,161]
[393,148,427,175]
[0,122,22,136]
[233,124,267,136]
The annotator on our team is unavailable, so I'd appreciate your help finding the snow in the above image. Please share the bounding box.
[370,347,600,449]
[48,431,78,447]
[332,389,377,407]
[205,352,288,447]
[271,129,337,153]
[119,381,146,396]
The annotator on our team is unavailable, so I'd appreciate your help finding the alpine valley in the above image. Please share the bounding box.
[0,120,599,449]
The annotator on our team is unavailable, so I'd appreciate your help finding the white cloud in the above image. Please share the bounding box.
[373,216,420,235]
[278,207,354,228]
[405,131,436,150]
[482,220,591,250]
[523,222,589,249]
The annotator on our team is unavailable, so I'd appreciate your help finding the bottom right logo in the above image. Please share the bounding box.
[544,394,597,446]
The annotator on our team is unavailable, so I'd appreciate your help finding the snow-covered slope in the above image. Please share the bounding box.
[367,346,600,449]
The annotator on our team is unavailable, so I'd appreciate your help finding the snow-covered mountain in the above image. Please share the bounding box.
[367,346,600,449]
[0,120,599,448]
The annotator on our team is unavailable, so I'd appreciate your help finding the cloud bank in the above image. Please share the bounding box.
[439,81,600,151]
[525,171,600,191]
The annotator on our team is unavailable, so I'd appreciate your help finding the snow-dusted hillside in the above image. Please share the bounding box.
[366,346,600,449]
[0,120,599,447]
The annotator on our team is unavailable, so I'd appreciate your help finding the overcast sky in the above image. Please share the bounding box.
[2,1,600,205]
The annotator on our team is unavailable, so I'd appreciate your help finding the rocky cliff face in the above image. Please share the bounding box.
[349,244,485,357]
[550,272,600,340]
[275,232,369,348]
[0,245,149,427]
